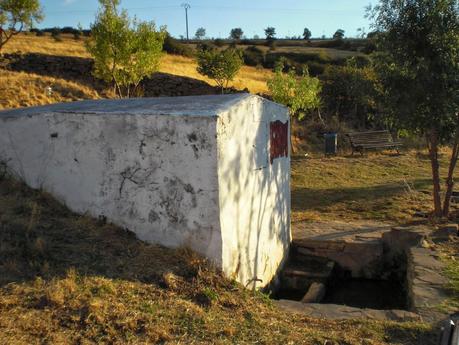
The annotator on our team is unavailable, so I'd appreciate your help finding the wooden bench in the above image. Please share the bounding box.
[346,130,402,155]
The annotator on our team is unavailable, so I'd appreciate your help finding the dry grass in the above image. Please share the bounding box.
[0,69,101,110]
[291,149,458,224]
[2,34,272,97]
[3,33,90,58]
[0,176,434,344]
[159,54,272,95]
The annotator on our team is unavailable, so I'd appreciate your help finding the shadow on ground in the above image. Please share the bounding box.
[292,179,433,213]
[2,53,226,97]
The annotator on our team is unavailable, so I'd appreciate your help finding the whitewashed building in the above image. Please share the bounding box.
[0,94,291,288]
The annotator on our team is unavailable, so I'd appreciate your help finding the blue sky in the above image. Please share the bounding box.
[39,0,377,39]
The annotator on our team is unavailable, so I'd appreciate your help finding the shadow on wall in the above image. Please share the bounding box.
[218,100,290,289]
[2,53,223,97]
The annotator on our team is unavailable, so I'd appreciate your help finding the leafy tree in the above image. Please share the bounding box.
[196,47,243,93]
[264,27,276,40]
[303,28,311,40]
[333,29,345,40]
[369,0,459,217]
[86,0,166,98]
[195,27,205,40]
[0,0,43,52]
[321,59,379,128]
[229,27,243,40]
[268,63,321,121]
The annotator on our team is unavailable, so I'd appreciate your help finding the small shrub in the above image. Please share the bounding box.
[196,41,214,52]
[243,46,264,66]
[51,28,62,42]
[306,62,326,76]
[213,38,225,47]
[163,34,194,57]
[268,63,322,120]
[196,47,243,93]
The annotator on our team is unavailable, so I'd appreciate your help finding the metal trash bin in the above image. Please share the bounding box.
[324,132,338,155]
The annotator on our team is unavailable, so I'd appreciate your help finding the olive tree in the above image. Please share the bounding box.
[230,27,243,40]
[196,47,243,93]
[86,0,166,98]
[0,0,43,52]
[264,27,276,40]
[369,0,459,217]
[195,27,205,40]
[303,28,312,40]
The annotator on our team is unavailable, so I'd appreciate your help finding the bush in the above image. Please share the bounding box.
[243,46,264,66]
[267,63,322,120]
[197,47,243,93]
[306,62,326,76]
[51,28,62,42]
[213,38,225,47]
[86,0,166,98]
[196,41,214,52]
[163,34,194,57]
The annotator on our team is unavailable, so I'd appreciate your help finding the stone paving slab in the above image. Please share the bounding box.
[407,247,449,322]
[275,300,421,322]
[292,220,392,242]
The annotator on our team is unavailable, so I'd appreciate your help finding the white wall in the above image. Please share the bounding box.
[217,96,291,289]
[0,112,223,264]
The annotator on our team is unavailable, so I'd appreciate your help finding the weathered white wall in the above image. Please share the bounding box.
[0,95,290,288]
[0,109,222,263]
[217,96,291,289]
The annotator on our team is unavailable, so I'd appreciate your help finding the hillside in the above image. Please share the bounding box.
[0,34,273,111]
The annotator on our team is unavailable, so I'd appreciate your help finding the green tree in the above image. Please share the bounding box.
[321,58,379,128]
[229,27,243,40]
[264,27,276,40]
[195,27,205,40]
[333,29,345,40]
[369,0,459,217]
[86,0,166,98]
[303,28,312,40]
[196,47,243,93]
[0,0,43,52]
[268,63,322,121]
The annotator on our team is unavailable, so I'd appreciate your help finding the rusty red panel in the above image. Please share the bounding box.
[270,120,289,164]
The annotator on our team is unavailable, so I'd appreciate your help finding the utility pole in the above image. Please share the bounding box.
[181,3,191,41]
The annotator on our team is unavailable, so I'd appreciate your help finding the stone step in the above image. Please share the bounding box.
[292,238,384,278]
[280,255,336,291]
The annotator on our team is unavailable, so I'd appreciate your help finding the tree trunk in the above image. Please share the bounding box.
[427,130,443,217]
[442,121,459,217]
